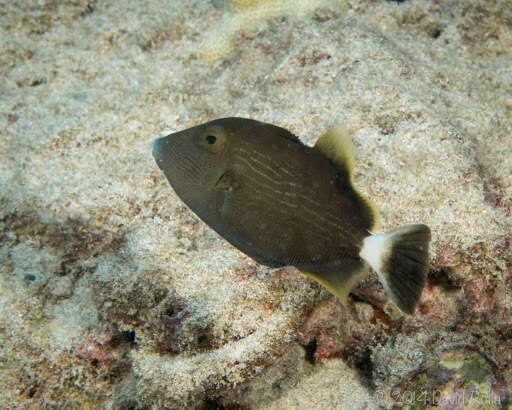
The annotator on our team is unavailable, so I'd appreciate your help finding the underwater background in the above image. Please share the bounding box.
[0,0,511,408]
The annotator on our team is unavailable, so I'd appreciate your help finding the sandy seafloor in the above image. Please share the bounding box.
[0,0,511,408]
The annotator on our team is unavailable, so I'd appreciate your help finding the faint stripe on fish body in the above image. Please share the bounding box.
[299,200,359,243]
[298,194,358,237]
[241,171,354,242]
[240,174,336,237]
[233,147,283,179]
[231,153,293,193]
[179,155,203,180]
[233,151,306,197]
[230,188,330,244]
[241,161,359,243]
[233,148,358,243]
[235,145,298,179]
[242,172,297,208]
[242,173,343,242]
[299,191,343,216]
[171,147,203,180]
[235,145,354,228]
[295,193,360,243]
[237,144,298,176]
[233,149,298,186]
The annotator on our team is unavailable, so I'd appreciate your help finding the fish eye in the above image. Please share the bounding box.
[203,129,226,154]
[205,135,217,145]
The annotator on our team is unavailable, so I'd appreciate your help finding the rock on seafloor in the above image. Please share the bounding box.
[0,0,511,408]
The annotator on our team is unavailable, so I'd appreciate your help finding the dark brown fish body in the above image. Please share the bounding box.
[153,118,430,314]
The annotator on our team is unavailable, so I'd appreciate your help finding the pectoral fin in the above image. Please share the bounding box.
[215,171,239,190]
[300,260,369,303]
[215,171,241,215]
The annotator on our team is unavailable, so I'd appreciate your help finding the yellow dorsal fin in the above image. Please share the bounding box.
[315,124,380,232]
[315,124,355,180]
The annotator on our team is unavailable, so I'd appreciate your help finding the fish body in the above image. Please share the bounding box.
[153,118,431,314]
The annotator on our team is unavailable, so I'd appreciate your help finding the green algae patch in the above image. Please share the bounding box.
[460,356,491,384]
[391,347,505,410]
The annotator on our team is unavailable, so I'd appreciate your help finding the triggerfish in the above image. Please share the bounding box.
[153,118,431,314]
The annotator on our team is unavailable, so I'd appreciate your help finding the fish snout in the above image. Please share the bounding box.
[152,136,168,168]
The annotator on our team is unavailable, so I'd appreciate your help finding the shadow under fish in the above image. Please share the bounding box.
[153,117,431,314]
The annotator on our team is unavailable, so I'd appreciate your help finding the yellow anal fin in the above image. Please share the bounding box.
[300,261,369,303]
[315,124,380,232]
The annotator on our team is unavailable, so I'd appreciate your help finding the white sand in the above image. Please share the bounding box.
[0,0,510,407]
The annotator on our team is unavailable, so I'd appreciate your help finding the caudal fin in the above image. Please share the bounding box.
[359,224,431,314]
